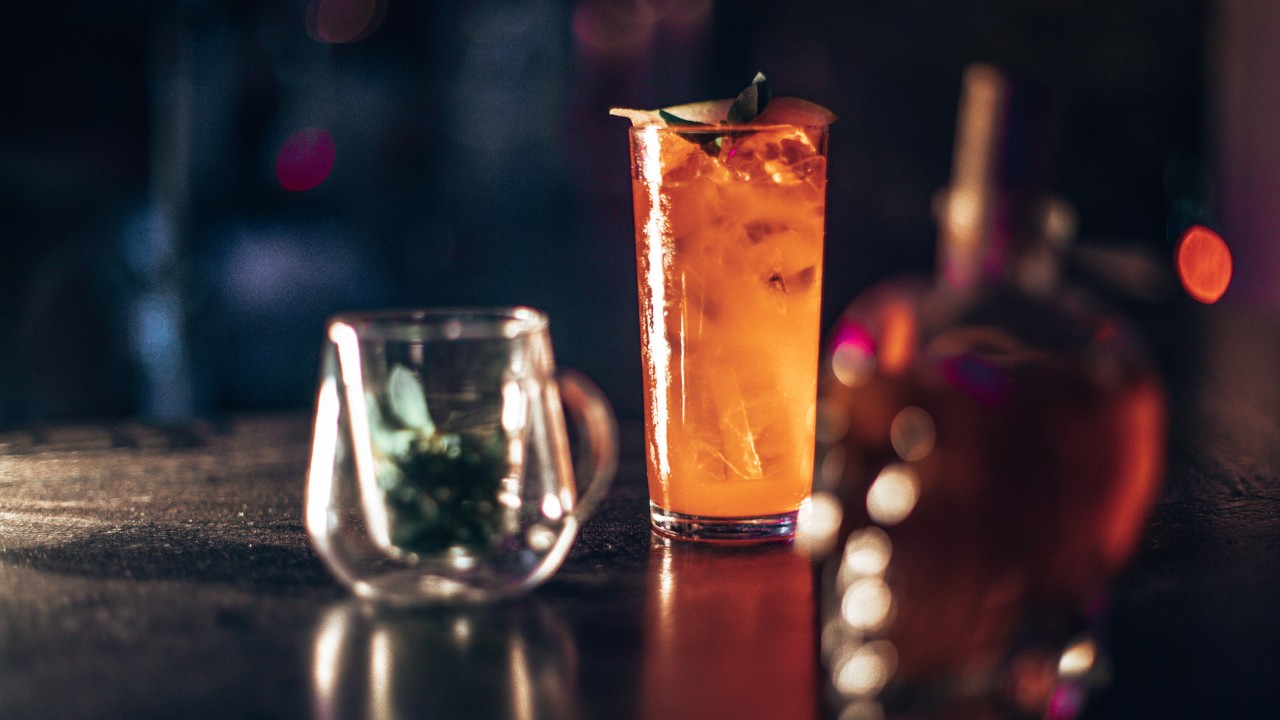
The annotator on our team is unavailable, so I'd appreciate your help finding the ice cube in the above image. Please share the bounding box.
[664,143,715,184]
[744,220,787,244]
[705,366,765,480]
[722,127,819,183]
[789,265,817,293]
[758,266,816,309]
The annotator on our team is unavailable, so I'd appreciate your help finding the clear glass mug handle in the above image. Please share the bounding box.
[555,369,618,522]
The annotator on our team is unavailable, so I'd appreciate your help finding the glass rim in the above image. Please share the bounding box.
[628,123,831,134]
[326,306,548,341]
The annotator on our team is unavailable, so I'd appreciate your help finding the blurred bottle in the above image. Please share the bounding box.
[814,64,1167,718]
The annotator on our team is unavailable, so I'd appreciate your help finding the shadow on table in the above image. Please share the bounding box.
[0,522,333,593]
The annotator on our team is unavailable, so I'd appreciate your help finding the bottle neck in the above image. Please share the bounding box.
[934,186,1074,295]
[933,64,1071,296]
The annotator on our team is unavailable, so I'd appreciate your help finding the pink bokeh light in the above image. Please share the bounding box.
[276,128,336,192]
[305,0,386,44]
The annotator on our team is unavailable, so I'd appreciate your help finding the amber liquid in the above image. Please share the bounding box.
[628,124,827,520]
[821,285,1167,695]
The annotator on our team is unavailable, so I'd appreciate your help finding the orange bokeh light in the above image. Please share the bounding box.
[878,300,917,376]
[1176,225,1232,304]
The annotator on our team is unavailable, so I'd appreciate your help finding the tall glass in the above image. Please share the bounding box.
[627,122,829,541]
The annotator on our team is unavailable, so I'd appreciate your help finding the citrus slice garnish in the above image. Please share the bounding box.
[609,99,734,127]
[753,96,838,128]
[610,73,835,128]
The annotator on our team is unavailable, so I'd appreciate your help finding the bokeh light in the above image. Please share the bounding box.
[840,578,893,632]
[1057,637,1098,679]
[837,701,886,720]
[866,464,920,526]
[889,406,935,461]
[832,641,897,698]
[1175,225,1232,303]
[840,527,892,579]
[796,492,844,557]
[276,128,336,192]
[877,301,916,375]
[305,0,386,44]
[831,321,877,388]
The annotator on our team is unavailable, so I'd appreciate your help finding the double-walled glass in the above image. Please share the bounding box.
[627,122,829,541]
[306,307,616,604]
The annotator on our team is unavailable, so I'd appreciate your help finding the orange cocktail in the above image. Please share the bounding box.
[624,97,831,541]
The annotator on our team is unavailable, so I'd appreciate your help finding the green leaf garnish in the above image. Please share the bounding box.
[657,99,733,126]
[387,364,433,433]
[372,363,509,557]
[728,72,771,124]
[382,431,508,556]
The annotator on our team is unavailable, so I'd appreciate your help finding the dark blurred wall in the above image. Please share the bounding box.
[0,0,1210,426]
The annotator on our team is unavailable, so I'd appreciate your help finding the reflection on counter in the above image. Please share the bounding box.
[817,509,1108,719]
[311,600,581,719]
[641,537,818,720]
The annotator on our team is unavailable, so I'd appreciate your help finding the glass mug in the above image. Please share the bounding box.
[306,307,617,604]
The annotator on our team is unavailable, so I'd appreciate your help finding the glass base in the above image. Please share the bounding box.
[649,503,798,543]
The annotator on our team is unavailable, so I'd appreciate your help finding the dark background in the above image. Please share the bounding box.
[0,0,1215,425]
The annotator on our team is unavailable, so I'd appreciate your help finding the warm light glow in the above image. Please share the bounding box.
[1176,225,1232,303]
[832,641,897,698]
[840,527,892,579]
[1101,380,1166,569]
[866,464,920,526]
[525,524,558,552]
[541,495,564,521]
[310,606,346,720]
[636,126,672,477]
[939,186,987,289]
[877,302,916,375]
[889,406,935,461]
[508,632,536,720]
[1057,638,1098,679]
[837,700,886,720]
[840,578,893,631]
[451,616,473,645]
[795,492,843,558]
[369,626,393,720]
[831,321,877,388]
[277,128,336,192]
[502,380,528,432]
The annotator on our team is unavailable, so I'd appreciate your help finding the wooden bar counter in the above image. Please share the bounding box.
[0,306,1277,719]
